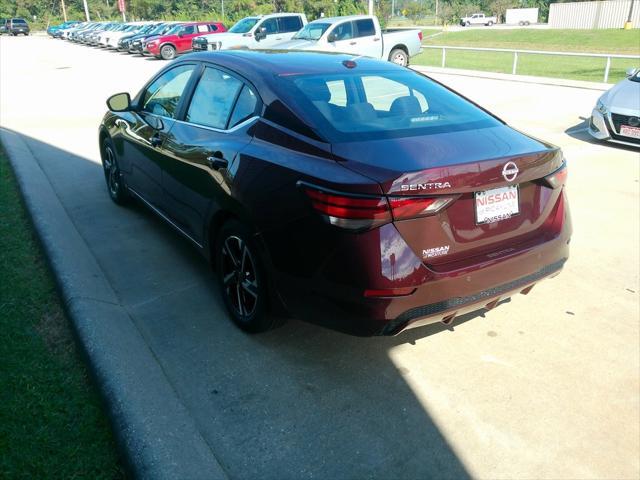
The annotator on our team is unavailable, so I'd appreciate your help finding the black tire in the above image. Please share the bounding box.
[101,138,129,205]
[389,48,409,67]
[519,21,525,26]
[465,21,471,27]
[524,21,530,26]
[215,220,274,333]
[159,44,176,60]
[487,21,494,26]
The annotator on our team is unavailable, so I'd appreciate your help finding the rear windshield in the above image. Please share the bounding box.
[12,19,27,24]
[283,70,501,142]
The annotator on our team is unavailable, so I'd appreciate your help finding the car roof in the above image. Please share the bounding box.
[185,49,398,79]
[308,15,372,24]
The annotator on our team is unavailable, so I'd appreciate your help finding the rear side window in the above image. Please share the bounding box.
[197,24,209,33]
[278,16,303,33]
[186,67,243,129]
[354,19,375,38]
[142,65,195,118]
[229,86,258,128]
[208,24,219,32]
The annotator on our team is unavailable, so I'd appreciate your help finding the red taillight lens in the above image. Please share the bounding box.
[418,31,423,41]
[303,185,455,231]
[304,187,392,231]
[388,196,456,220]
[543,164,567,189]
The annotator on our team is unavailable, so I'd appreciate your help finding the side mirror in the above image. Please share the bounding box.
[106,92,131,112]
[327,31,337,42]
[626,67,638,77]
[255,27,267,41]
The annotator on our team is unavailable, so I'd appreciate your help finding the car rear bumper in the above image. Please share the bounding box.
[272,195,571,336]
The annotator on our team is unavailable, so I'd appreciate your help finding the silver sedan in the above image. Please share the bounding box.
[589,67,640,148]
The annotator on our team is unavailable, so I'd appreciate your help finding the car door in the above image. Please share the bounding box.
[327,21,359,56]
[275,16,304,43]
[174,24,196,52]
[351,18,381,59]
[161,65,260,243]
[254,17,281,48]
[118,64,197,210]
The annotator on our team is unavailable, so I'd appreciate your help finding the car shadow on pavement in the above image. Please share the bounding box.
[4,127,473,479]
[565,118,639,152]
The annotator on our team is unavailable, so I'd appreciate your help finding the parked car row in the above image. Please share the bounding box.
[47,13,423,66]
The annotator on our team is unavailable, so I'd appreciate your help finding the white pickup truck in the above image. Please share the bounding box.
[192,13,307,52]
[273,15,423,67]
[460,13,497,26]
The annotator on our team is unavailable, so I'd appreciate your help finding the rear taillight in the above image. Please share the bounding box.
[418,31,423,41]
[542,163,567,189]
[304,187,392,230]
[302,185,455,231]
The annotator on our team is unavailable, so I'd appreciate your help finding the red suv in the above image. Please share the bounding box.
[144,21,226,60]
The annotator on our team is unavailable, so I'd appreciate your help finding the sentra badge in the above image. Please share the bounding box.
[401,182,451,192]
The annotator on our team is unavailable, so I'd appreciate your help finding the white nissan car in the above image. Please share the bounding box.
[589,68,640,148]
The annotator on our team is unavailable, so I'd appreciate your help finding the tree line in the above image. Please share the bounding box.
[0,0,581,28]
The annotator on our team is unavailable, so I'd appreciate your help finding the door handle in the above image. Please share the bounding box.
[349,41,357,45]
[207,151,228,170]
[150,134,162,147]
[373,37,381,41]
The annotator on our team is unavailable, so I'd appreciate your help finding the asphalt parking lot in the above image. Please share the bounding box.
[1,35,638,479]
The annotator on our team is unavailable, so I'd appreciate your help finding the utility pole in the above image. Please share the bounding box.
[435,0,439,19]
[82,0,90,21]
[368,0,374,15]
[60,0,67,22]
[221,0,225,21]
[625,0,635,29]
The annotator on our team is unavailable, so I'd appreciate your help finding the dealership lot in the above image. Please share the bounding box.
[1,35,638,479]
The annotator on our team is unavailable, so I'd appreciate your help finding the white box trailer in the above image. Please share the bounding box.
[505,8,539,25]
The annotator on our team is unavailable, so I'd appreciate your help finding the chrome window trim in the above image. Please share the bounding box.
[173,115,260,133]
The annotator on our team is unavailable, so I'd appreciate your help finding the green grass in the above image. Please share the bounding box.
[414,29,639,83]
[423,29,640,54]
[0,146,123,479]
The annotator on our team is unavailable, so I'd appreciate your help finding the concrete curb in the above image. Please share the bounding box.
[412,65,611,91]
[1,128,228,480]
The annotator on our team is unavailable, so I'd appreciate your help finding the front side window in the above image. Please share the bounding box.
[284,70,501,142]
[181,25,196,35]
[278,16,303,33]
[260,18,278,34]
[142,65,195,118]
[354,19,375,38]
[330,22,353,41]
[186,67,243,129]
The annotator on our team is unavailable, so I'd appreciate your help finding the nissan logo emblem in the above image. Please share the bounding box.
[502,161,519,182]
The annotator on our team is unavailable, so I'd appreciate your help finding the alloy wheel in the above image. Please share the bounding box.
[221,235,259,319]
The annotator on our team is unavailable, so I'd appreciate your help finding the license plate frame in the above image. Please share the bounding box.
[620,125,640,139]
[474,185,520,225]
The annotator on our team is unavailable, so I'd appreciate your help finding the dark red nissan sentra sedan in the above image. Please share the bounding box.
[99,50,571,336]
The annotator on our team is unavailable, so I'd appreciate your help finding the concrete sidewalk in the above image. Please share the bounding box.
[1,129,228,479]
[1,35,638,480]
